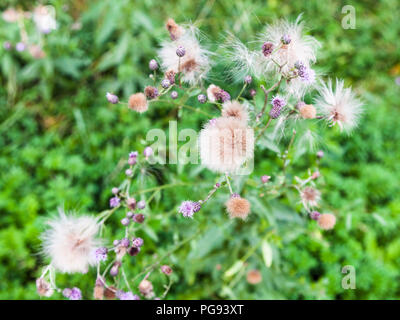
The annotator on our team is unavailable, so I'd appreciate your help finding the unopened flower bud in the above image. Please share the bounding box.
[281,34,291,45]
[128,157,137,165]
[128,246,140,256]
[125,169,133,177]
[127,197,136,209]
[144,146,153,158]
[197,94,207,104]
[317,150,324,158]
[261,175,271,183]
[311,171,320,180]
[161,79,170,89]
[110,262,121,277]
[149,59,158,71]
[120,238,130,247]
[250,89,256,97]
[106,92,119,104]
[171,91,178,99]
[309,211,321,221]
[112,187,119,195]
[137,200,146,209]
[244,75,252,84]
[262,42,274,56]
[133,214,145,223]
[176,46,186,57]
[121,217,130,226]
[161,265,173,275]
[132,237,144,247]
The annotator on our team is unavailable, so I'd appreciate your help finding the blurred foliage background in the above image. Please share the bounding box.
[0,0,399,300]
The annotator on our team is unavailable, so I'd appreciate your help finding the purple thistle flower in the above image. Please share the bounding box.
[161,79,171,89]
[262,42,274,57]
[261,175,271,183]
[117,291,140,300]
[216,90,230,102]
[120,238,130,247]
[281,34,291,45]
[128,246,140,256]
[178,201,200,218]
[176,46,186,57]
[129,151,138,158]
[121,217,131,226]
[3,41,12,50]
[132,237,144,247]
[95,247,108,262]
[133,214,145,223]
[309,211,321,221]
[110,196,120,208]
[137,200,146,209]
[149,59,158,71]
[143,146,153,158]
[298,67,315,84]
[126,211,134,218]
[63,287,82,300]
[171,91,178,99]
[197,94,207,104]
[106,92,119,104]
[269,105,282,119]
[16,42,26,52]
[113,239,120,246]
[244,75,252,84]
[271,96,286,108]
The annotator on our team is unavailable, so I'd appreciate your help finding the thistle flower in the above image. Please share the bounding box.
[137,200,146,209]
[166,18,184,40]
[314,79,364,133]
[158,25,211,85]
[300,187,321,210]
[161,79,171,89]
[262,42,274,57]
[139,279,154,299]
[171,91,178,99]
[221,100,248,123]
[95,247,108,262]
[261,175,271,183]
[246,270,262,285]
[117,291,140,300]
[106,92,119,104]
[132,237,144,248]
[199,117,254,173]
[317,213,336,230]
[110,196,120,208]
[41,210,101,273]
[299,103,317,119]
[244,75,252,84]
[178,200,201,218]
[126,197,136,209]
[165,70,176,84]
[33,5,56,34]
[225,195,251,220]
[121,217,130,226]
[207,84,230,103]
[128,93,148,113]
[309,211,321,220]
[149,59,158,70]
[63,287,82,300]
[176,45,186,57]
[215,90,231,102]
[133,214,145,223]
[36,278,54,297]
[16,42,26,52]
[144,86,159,100]
[161,265,173,275]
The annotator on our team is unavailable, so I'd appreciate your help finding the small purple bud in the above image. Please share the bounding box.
[112,187,119,195]
[128,157,137,165]
[110,265,120,277]
[16,42,26,52]
[161,79,171,89]
[3,41,12,50]
[244,75,252,84]
[129,151,138,158]
[126,197,136,210]
[161,265,173,275]
[62,288,72,298]
[317,150,324,158]
[149,59,158,71]
[310,211,321,221]
[231,193,240,198]
[215,183,220,188]
[143,146,153,158]
[250,89,256,97]
[121,217,131,226]
[95,247,108,262]
[120,238,130,247]
[106,92,119,104]
[171,91,178,99]
[128,246,140,256]
[197,94,207,104]
[113,239,120,246]
[69,288,82,300]
[126,211,134,218]
[137,200,146,209]
[261,175,271,183]
[281,34,291,45]
[176,46,186,57]
[262,42,274,56]
[125,169,133,177]
[110,196,120,208]
[132,237,144,247]
[133,214,145,223]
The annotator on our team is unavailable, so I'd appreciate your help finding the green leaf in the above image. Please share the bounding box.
[261,239,273,268]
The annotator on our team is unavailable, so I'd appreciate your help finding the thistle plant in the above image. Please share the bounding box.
[36,16,363,300]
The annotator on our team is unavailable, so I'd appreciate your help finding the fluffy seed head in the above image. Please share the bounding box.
[199,117,254,173]
[246,270,262,284]
[166,18,184,40]
[128,93,148,113]
[161,265,173,275]
[299,104,316,119]
[315,79,364,133]
[317,213,336,230]
[41,210,101,274]
[225,196,251,219]
[221,100,248,123]
[36,278,54,297]
[144,86,159,100]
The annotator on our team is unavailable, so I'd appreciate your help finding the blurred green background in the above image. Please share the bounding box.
[0,0,399,300]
